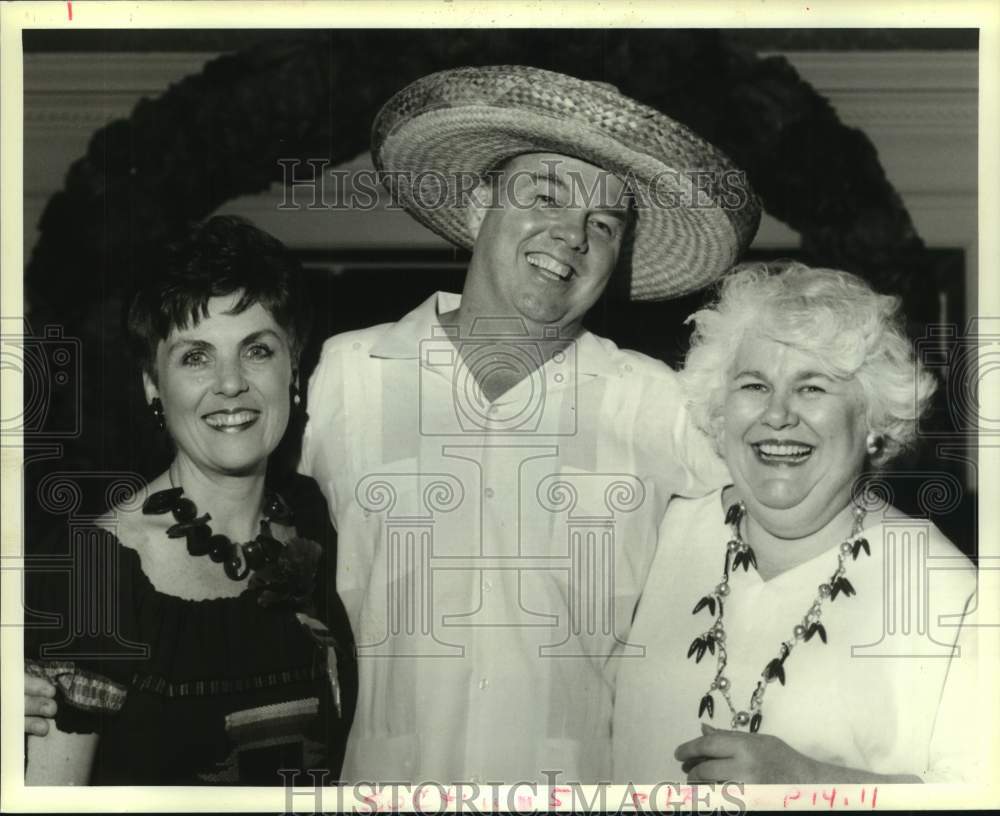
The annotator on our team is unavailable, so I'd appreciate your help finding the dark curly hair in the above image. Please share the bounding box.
[126,215,310,382]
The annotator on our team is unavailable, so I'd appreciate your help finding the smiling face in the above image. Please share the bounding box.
[144,293,294,478]
[722,335,870,537]
[463,152,629,335]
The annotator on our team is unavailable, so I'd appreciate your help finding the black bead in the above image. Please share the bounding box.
[687,637,703,660]
[186,525,213,556]
[142,487,184,515]
[208,534,232,562]
[224,554,250,581]
[263,492,294,525]
[243,538,266,570]
[750,712,763,733]
[167,514,212,539]
[764,658,786,685]
[171,497,197,522]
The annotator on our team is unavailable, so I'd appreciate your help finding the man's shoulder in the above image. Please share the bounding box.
[586,332,681,381]
[316,322,398,359]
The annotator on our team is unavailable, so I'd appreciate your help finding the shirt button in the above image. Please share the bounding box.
[352,342,361,350]
[623,363,633,373]
[484,487,495,499]
[483,579,493,592]
[478,678,489,690]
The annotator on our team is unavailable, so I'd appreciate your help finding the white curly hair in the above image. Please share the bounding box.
[680,261,937,467]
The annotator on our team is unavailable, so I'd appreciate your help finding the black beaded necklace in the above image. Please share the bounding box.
[141,477,294,581]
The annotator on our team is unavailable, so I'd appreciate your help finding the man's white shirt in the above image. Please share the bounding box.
[300,291,727,783]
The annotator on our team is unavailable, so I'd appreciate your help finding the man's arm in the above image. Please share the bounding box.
[25,723,98,785]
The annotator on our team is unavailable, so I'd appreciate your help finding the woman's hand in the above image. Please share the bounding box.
[24,673,57,736]
[675,724,822,783]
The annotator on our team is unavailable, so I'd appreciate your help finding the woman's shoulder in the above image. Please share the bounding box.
[663,487,727,519]
[867,505,977,591]
[656,489,728,547]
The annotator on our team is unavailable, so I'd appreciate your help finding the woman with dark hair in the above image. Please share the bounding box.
[25,216,354,785]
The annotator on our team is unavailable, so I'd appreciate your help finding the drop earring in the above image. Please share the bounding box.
[151,397,166,431]
[866,432,883,456]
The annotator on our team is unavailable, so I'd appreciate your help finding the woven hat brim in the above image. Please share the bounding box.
[377,107,751,301]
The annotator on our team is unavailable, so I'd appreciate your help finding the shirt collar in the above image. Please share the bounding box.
[368,290,622,378]
[369,292,459,359]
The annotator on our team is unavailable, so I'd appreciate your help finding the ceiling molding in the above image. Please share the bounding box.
[764,51,978,92]
[23,52,217,94]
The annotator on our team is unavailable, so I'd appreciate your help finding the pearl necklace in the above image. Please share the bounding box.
[687,500,871,732]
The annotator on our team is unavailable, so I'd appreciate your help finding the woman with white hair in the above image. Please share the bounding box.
[613,262,978,783]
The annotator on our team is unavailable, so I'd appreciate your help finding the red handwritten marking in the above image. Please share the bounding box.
[549,787,570,808]
[67,1,72,20]
[871,787,878,808]
[821,788,837,808]
[783,789,802,807]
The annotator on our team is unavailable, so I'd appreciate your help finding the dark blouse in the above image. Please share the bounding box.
[26,474,356,785]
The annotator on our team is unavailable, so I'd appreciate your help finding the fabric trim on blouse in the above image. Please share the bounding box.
[26,658,126,714]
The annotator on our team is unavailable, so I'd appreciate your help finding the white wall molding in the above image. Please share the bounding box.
[23,52,216,95]
[761,51,977,92]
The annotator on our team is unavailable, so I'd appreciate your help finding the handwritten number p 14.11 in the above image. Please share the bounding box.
[782,786,878,809]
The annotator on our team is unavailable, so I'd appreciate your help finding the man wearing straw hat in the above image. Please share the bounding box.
[302,65,761,784]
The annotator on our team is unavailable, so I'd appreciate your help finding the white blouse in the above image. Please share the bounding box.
[612,489,980,784]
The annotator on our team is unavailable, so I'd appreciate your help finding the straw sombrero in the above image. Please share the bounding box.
[372,65,761,301]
